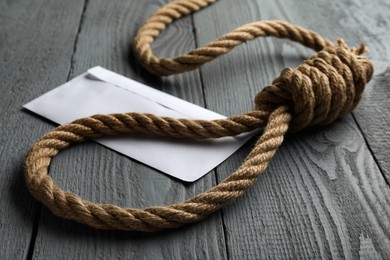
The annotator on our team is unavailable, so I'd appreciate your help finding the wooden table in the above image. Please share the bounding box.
[1,0,390,259]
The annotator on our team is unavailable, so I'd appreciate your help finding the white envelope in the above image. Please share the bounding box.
[24,67,256,182]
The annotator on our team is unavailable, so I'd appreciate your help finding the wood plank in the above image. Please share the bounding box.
[193,0,390,258]
[0,0,84,259]
[215,116,390,259]
[30,0,226,259]
[354,61,390,184]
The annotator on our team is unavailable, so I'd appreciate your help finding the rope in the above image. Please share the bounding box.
[24,0,373,231]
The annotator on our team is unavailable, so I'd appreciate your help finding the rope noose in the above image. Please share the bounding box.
[24,0,373,231]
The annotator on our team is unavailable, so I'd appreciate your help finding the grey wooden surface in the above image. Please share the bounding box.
[1,0,389,259]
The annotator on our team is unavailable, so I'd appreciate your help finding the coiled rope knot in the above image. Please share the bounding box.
[255,40,374,131]
[24,0,374,232]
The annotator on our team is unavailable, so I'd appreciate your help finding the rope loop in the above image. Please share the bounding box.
[24,0,373,231]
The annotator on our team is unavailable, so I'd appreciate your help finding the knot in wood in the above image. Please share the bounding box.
[254,42,374,131]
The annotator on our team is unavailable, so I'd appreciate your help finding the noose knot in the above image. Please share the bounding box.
[25,0,376,231]
[255,40,373,132]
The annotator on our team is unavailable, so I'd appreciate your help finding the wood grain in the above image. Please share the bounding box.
[193,0,390,258]
[354,61,390,184]
[29,0,226,259]
[212,116,390,259]
[0,0,84,259]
